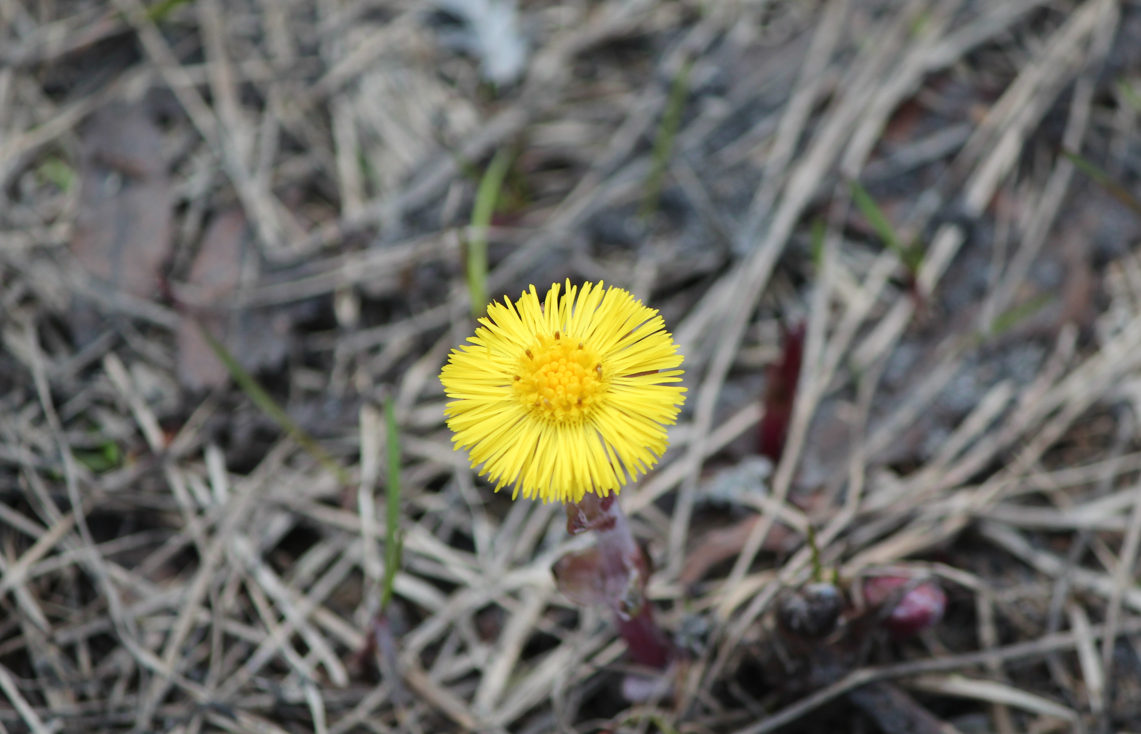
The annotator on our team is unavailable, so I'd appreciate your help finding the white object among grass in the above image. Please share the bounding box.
[433,0,527,85]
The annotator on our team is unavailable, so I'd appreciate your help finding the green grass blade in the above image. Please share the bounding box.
[381,398,404,611]
[809,219,827,271]
[806,524,825,583]
[36,157,75,192]
[985,293,1053,340]
[196,322,347,485]
[849,180,902,252]
[1062,149,1141,218]
[468,147,514,318]
[641,58,693,219]
[1117,78,1141,113]
[146,0,193,21]
[848,180,925,273]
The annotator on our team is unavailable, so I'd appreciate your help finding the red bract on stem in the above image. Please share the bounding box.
[555,493,673,671]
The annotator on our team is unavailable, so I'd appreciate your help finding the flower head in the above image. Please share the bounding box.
[441,281,685,503]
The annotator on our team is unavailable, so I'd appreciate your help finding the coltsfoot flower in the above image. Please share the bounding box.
[440,281,685,503]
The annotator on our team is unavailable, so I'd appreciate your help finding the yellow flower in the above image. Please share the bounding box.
[440,281,686,504]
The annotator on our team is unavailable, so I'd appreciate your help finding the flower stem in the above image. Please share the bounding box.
[564,494,673,669]
[615,603,671,669]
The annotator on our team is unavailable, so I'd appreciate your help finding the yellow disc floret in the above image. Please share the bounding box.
[514,332,605,423]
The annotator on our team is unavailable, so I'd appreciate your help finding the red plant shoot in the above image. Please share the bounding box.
[863,575,947,640]
[758,322,805,462]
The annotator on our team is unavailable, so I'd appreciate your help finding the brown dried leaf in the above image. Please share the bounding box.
[176,208,291,391]
[71,102,171,297]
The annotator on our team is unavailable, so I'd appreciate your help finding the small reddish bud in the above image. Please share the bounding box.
[862,575,946,640]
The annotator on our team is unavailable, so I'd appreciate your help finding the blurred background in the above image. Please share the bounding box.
[3,0,1141,732]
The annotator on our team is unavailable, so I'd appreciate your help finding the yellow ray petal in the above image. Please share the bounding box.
[439,281,686,503]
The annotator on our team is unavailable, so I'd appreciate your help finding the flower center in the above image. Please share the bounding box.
[513,331,605,423]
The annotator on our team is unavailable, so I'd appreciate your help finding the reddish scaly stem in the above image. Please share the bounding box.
[561,493,673,670]
[615,604,671,668]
